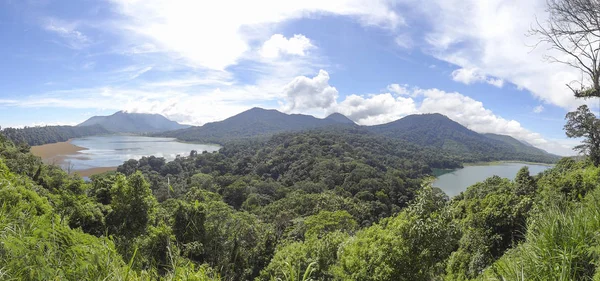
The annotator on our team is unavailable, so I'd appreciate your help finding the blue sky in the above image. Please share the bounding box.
[0,0,590,155]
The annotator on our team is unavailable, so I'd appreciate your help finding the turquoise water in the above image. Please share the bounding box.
[64,135,220,171]
[432,163,553,197]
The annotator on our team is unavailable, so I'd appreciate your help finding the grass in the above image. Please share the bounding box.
[481,188,600,281]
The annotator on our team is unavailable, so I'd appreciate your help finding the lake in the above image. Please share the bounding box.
[432,163,553,197]
[44,135,220,174]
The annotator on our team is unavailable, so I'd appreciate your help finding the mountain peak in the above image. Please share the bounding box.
[325,113,355,124]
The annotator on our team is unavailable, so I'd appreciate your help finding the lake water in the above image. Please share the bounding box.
[432,163,553,197]
[66,135,220,171]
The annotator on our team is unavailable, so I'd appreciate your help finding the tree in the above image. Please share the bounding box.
[565,105,600,165]
[531,0,600,97]
[107,172,157,239]
[515,166,536,195]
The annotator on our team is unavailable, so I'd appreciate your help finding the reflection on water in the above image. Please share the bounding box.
[64,135,220,171]
[432,163,552,197]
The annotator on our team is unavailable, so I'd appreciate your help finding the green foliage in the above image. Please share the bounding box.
[564,104,600,166]
[259,232,348,281]
[333,185,460,281]
[4,117,597,281]
[1,124,108,146]
[0,159,125,280]
[446,176,533,280]
[107,172,158,239]
[484,187,600,280]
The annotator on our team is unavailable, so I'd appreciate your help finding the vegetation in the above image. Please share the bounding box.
[368,113,560,164]
[1,124,109,146]
[4,117,600,281]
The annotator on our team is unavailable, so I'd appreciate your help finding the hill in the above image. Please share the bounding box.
[157,107,356,143]
[367,113,560,163]
[78,111,189,133]
[0,124,109,146]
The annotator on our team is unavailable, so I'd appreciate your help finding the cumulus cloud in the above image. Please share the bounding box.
[281,70,338,112]
[260,34,314,59]
[325,83,573,155]
[451,67,504,88]
[533,105,544,113]
[333,93,417,125]
[109,0,402,70]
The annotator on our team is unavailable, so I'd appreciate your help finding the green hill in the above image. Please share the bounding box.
[156,107,356,143]
[368,113,560,163]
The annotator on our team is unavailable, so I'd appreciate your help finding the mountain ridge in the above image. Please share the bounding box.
[156,108,559,163]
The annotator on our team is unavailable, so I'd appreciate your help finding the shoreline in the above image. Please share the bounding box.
[74,166,117,177]
[30,140,118,177]
[30,139,89,165]
[462,160,555,167]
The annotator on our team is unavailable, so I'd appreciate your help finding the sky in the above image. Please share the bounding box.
[0,0,595,156]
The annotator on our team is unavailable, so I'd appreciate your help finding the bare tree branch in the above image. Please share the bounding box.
[531,0,600,97]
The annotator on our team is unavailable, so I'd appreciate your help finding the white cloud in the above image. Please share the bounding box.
[108,0,402,70]
[394,33,413,49]
[260,34,314,59]
[451,67,504,88]
[414,0,586,110]
[533,105,544,113]
[333,93,418,125]
[281,69,338,112]
[44,19,91,49]
[326,83,573,155]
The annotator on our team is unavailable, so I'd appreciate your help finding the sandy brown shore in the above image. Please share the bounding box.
[30,140,117,177]
[30,140,88,164]
[74,167,118,177]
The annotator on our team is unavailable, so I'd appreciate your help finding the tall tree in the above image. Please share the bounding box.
[565,105,600,165]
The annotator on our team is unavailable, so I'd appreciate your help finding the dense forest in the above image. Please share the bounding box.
[0,124,109,146]
[3,123,600,280]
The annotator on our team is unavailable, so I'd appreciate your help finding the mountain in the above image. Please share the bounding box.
[158,109,559,163]
[368,113,560,163]
[157,107,356,143]
[78,111,189,133]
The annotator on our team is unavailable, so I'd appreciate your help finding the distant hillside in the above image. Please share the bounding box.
[157,108,559,164]
[157,107,356,143]
[78,111,189,133]
[482,133,555,156]
[0,125,109,146]
[367,113,560,163]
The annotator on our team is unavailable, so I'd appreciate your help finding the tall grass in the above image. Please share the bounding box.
[483,188,600,281]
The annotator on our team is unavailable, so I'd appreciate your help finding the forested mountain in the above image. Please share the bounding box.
[159,109,559,164]
[0,124,109,146]
[78,111,189,133]
[156,107,356,143]
[368,113,560,163]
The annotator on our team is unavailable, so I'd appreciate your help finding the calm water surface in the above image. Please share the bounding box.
[66,135,220,171]
[432,163,553,197]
